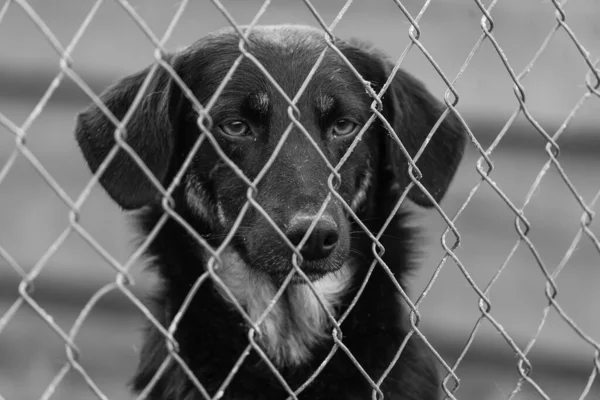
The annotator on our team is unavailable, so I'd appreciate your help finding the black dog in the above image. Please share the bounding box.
[75,25,466,400]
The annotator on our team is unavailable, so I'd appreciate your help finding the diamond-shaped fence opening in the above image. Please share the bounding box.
[0,0,599,399]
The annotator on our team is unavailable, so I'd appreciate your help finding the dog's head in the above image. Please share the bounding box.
[75,25,466,284]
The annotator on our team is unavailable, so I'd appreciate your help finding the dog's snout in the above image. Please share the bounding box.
[286,214,339,261]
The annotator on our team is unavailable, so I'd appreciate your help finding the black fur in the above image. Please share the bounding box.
[75,25,466,400]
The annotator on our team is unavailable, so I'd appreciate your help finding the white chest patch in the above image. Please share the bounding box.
[212,249,354,367]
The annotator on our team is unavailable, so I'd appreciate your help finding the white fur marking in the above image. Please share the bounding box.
[216,201,227,226]
[350,168,372,211]
[184,177,211,221]
[213,248,354,367]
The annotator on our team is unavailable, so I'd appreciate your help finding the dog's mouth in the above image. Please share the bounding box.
[288,269,328,285]
[268,260,345,285]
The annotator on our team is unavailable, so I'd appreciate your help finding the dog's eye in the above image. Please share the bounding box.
[331,119,358,137]
[220,121,250,137]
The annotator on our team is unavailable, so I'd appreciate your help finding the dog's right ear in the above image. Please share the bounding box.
[75,56,184,210]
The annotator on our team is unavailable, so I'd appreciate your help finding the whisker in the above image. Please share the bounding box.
[349,248,368,260]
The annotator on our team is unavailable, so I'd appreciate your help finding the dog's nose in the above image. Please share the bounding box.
[286,214,339,261]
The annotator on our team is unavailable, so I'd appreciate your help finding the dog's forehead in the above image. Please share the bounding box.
[182,25,360,96]
[247,25,326,52]
[211,24,326,50]
[179,25,373,126]
[182,25,327,61]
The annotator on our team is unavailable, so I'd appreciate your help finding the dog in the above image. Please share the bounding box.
[75,25,466,400]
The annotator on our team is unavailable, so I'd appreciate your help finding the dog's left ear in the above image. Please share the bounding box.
[341,41,467,207]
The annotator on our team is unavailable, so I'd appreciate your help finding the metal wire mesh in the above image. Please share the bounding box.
[0,0,599,399]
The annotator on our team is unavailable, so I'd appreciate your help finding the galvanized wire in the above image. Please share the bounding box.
[0,0,598,399]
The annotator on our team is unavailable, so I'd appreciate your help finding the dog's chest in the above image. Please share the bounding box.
[213,249,354,367]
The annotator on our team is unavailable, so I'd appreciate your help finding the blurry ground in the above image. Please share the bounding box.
[1,1,599,399]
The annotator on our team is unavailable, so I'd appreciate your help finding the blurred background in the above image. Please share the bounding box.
[0,0,599,399]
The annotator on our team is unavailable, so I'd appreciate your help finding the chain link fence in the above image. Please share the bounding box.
[0,0,599,399]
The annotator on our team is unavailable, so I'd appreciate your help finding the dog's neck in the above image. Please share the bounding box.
[211,248,354,367]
